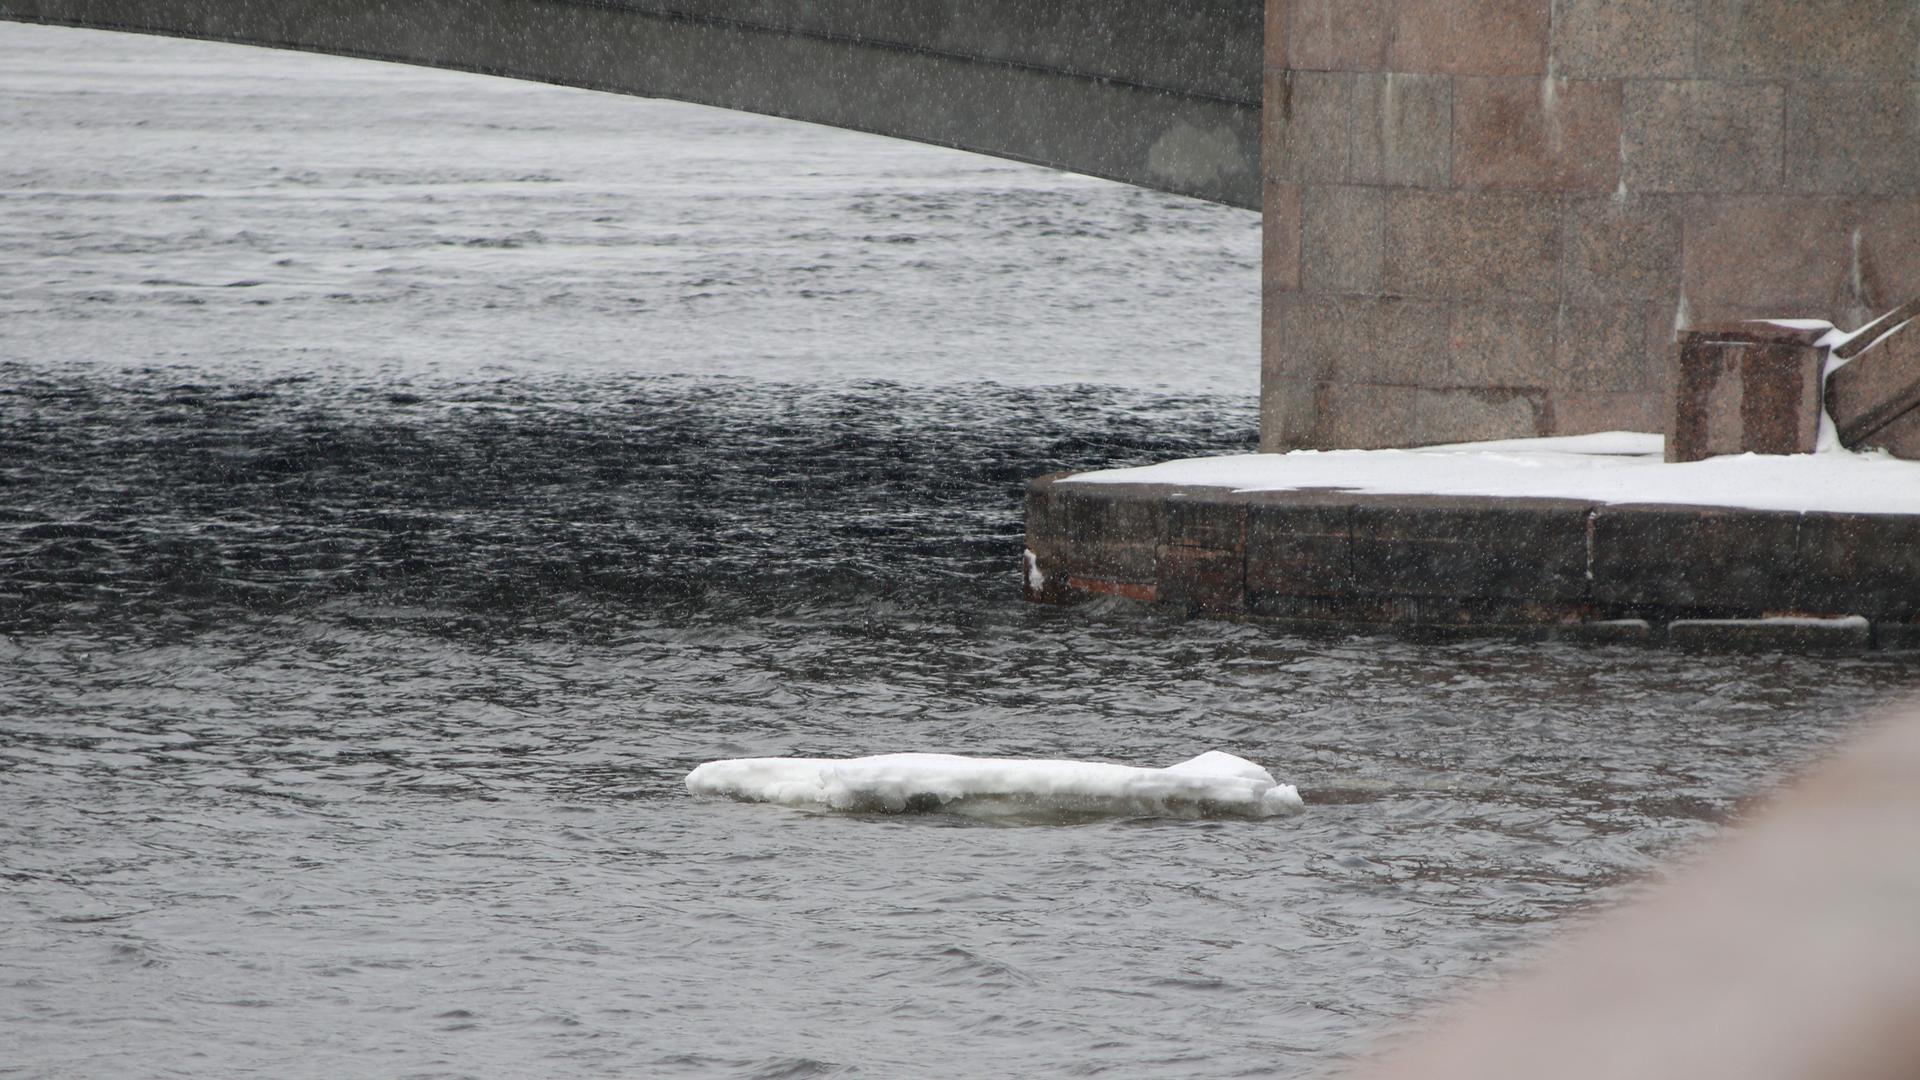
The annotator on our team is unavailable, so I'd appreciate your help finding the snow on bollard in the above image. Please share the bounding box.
[686,750,1303,820]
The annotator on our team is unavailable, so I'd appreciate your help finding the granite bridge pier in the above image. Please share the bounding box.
[7,0,1920,647]
[1028,0,1920,649]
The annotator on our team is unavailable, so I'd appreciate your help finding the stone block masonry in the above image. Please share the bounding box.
[1262,0,1920,451]
[1026,475,1920,649]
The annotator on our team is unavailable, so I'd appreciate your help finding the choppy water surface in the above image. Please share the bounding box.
[2,24,1914,1080]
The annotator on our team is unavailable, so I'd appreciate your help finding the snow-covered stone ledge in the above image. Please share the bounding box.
[1023,433,1920,650]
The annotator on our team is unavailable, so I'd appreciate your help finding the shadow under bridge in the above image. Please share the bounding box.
[0,0,1263,208]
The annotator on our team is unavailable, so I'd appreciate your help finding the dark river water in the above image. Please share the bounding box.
[3,23,1915,1080]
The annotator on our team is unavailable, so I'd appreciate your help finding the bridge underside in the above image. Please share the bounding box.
[0,0,1262,209]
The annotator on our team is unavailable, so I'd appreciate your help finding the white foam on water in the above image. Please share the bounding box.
[686,750,1304,820]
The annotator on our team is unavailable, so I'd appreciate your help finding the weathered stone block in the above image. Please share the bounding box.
[1263,181,1302,294]
[1832,298,1920,360]
[1311,383,1421,448]
[1260,64,1288,172]
[1554,618,1656,645]
[1260,69,1285,179]
[1349,72,1453,188]
[1555,306,1649,392]
[1270,293,1452,384]
[1448,303,1556,388]
[1161,491,1245,550]
[1259,377,1317,451]
[1023,475,1080,603]
[1406,386,1546,443]
[1856,406,1920,458]
[1260,290,1301,381]
[1264,0,1288,71]
[1682,197,1854,308]
[1382,190,1562,301]
[1266,70,1353,184]
[1828,321,1920,449]
[1551,389,1663,435]
[1859,201,1920,312]
[1549,0,1697,79]
[1590,505,1801,615]
[1698,0,1920,80]
[1044,481,1171,584]
[1025,474,1070,545]
[1244,493,1353,610]
[1785,81,1920,196]
[1157,544,1243,613]
[1390,0,1550,76]
[1281,385,1512,452]
[1668,326,1824,462]
[1562,196,1682,302]
[1348,495,1593,600]
[1622,80,1784,194]
[1264,294,1337,382]
[1364,301,1457,385]
[1287,0,1391,72]
[1301,184,1384,294]
[1452,76,1623,191]
[1157,494,1246,613]
[1262,304,1289,389]
[1265,294,1333,380]
[1796,512,1920,620]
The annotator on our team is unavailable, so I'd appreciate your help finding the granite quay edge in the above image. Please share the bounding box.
[1024,475,1920,650]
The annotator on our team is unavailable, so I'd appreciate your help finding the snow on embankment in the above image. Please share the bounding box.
[686,750,1304,819]
[1062,432,1920,516]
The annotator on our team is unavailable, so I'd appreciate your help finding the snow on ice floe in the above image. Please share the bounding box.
[1062,431,1920,516]
[685,750,1304,820]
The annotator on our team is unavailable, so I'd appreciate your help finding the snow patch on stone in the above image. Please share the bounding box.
[1060,432,1920,516]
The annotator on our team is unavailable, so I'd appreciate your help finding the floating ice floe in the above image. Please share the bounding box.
[685,750,1303,820]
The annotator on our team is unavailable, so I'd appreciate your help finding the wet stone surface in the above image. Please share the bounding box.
[1032,478,1920,637]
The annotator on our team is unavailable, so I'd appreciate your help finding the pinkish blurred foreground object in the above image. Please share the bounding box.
[1342,706,1920,1080]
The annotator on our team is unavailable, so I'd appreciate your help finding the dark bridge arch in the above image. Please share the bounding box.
[0,0,1262,209]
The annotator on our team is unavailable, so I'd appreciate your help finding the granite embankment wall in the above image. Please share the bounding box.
[1026,476,1920,648]
[1261,0,1920,449]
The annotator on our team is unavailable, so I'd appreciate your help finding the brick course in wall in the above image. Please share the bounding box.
[1261,0,1920,450]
